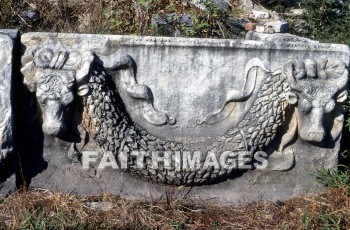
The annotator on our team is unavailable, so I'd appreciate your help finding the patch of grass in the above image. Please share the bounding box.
[296,0,350,44]
[0,0,245,38]
[301,166,350,229]
[0,187,350,229]
[316,167,350,190]
[300,187,350,229]
[255,0,297,13]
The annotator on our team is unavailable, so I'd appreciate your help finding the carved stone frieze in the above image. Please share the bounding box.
[0,32,343,203]
[20,33,349,188]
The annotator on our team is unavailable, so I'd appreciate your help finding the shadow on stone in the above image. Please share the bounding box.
[16,88,47,189]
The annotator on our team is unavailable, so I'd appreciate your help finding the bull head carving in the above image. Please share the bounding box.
[21,39,93,136]
[21,38,172,137]
[283,58,348,143]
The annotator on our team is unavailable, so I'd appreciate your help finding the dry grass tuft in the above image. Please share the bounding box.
[0,187,349,229]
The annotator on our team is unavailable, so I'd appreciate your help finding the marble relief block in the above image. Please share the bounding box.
[16,32,350,204]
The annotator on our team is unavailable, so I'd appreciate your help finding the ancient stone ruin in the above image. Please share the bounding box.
[0,30,349,204]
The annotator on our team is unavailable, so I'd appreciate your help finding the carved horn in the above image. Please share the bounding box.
[76,51,95,86]
[335,68,348,90]
[324,59,349,90]
[97,52,133,70]
[21,62,37,92]
[284,59,305,92]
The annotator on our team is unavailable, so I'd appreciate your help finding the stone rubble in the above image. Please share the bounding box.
[251,10,270,19]
[264,21,289,33]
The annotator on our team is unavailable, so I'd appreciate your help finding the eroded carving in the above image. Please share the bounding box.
[21,38,348,185]
[98,53,175,126]
[22,40,82,136]
[0,34,14,164]
[198,58,268,125]
[283,59,348,143]
[0,69,13,162]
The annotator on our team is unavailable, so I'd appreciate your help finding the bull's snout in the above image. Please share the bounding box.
[299,107,326,143]
[42,122,66,136]
[307,131,325,142]
[300,126,325,142]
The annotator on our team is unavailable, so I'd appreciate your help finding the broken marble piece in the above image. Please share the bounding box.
[251,10,270,19]
[264,21,289,33]
[0,29,19,195]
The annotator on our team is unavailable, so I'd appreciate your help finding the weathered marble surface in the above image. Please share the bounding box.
[21,33,349,137]
[0,30,18,195]
[18,32,350,204]
[246,30,319,43]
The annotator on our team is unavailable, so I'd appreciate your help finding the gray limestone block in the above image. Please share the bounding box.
[151,14,194,37]
[189,0,230,11]
[19,32,350,204]
[0,29,19,195]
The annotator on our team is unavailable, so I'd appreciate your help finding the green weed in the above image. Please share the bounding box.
[315,166,350,190]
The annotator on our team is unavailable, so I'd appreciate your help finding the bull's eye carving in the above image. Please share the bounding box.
[34,48,54,68]
[62,92,74,105]
[299,99,312,113]
[324,100,335,113]
[285,92,298,105]
[37,96,47,105]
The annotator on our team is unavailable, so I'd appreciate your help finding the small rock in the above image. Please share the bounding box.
[151,14,167,26]
[165,14,193,27]
[224,17,246,30]
[269,11,281,21]
[235,17,251,27]
[251,10,270,19]
[265,27,274,34]
[238,0,254,10]
[292,19,306,34]
[264,21,289,33]
[189,0,230,11]
[151,13,194,36]
[290,9,304,16]
[255,25,265,33]
[212,0,231,11]
[25,10,40,22]
[245,22,256,31]
[151,14,176,36]
[84,202,115,211]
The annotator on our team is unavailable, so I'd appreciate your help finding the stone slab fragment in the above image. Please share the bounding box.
[0,29,18,195]
[251,10,270,19]
[290,8,304,16]
[19,32,349,204]
[264,21,289,33]
[189,0,230,11]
